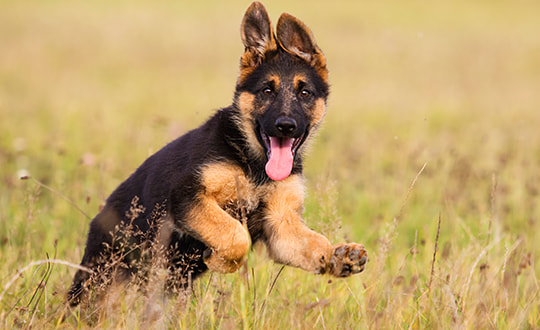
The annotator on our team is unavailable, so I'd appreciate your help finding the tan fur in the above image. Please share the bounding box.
[93,205,122,234]
[293,74,326,125]
[200,162,261,211]
[312,53,328,84]
[268,74,281,91]
[311,98,326,126]
[236,92,266,159]
[237,92,256,119]
[293,73,307,90]
[187,199,249,273]
[155,215,175,250]
[186,162,261,273]
[239,32,277,84]
[239,54,258,85]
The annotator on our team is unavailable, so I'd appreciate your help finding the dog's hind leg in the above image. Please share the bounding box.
[67,205,122,306]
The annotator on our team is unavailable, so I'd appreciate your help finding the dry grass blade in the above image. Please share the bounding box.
[460,238,502,313]
[21,176,92,220]
[427,213,442,292]
[0,260,93,303]
[487,173,497,262]
[257,265,285,319]
[378,162,428,274]
[397,162,428,224]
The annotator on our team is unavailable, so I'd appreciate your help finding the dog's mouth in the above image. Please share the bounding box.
[259,127,304,181]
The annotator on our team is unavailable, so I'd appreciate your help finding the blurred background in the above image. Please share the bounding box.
[1,0,539,326]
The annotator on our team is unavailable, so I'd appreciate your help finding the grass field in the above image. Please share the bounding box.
[1,0,540,328]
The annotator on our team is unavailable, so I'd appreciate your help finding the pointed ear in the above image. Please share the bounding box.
[276,13,328,82]
[239,2,277,81]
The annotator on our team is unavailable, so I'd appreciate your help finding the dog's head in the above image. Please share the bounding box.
[233,2,329,181]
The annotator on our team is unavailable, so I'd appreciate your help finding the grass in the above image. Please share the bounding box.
[1,0,540,328]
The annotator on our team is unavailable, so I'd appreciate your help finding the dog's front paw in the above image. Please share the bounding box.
[328,243,368,277]
[203,247,246,274]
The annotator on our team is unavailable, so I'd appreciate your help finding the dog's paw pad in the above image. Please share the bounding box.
[329,243,368,277]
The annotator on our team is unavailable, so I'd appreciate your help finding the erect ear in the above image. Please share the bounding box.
[276,13,328,82]
[239,2,277,81]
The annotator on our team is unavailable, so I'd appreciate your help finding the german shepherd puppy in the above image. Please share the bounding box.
[68,1,367,306]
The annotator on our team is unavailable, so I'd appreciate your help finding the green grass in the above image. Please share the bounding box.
[1,0,540,328]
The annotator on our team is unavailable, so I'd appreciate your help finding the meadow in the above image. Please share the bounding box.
[1,0,539,328]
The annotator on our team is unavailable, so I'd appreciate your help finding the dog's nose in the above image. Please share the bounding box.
[275,117,297,135]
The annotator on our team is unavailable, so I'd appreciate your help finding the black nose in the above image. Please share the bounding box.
[275,117,297,135]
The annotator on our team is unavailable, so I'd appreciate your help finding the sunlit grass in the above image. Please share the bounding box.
[1,0,539,328]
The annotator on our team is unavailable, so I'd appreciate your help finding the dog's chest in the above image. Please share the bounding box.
[200,162,268,220]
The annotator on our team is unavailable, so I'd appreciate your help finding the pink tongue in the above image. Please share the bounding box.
[265,137,294,181]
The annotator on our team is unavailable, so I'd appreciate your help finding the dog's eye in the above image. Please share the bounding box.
[263,87,273,95]
[300,89,311,97]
